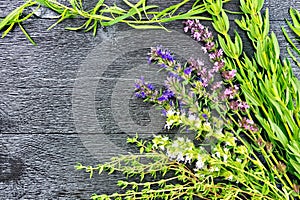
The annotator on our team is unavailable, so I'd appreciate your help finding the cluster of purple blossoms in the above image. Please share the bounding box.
[229,100,250,112]
[157,89,175,102]
[223,85,239,99]
[148,46,175,68]
[222,70,237,80]
[183,20,213,43]
[184,20,260,134]
[239,117,259,133]
[209,49,223,61]
[134,77,158,100]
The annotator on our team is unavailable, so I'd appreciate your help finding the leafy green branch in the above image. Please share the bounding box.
[0,0,213,45]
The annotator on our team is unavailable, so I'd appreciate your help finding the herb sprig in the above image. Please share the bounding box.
[0,0,213,45]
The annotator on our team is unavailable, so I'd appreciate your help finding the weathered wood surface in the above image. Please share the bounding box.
[0,0,299,199]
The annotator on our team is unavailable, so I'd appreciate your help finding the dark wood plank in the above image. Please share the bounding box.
[0,133,137,200]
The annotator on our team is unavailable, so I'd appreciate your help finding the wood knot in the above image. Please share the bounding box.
[0,154,24,182]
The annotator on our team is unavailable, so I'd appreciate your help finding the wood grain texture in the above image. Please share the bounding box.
[0,0,299,199]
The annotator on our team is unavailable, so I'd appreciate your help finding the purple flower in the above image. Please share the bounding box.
[193,31,202,41]
[222,70,237,80]
[223,85,239,99]
[212,81,223,91]
[205,41,215,51]
[184,67,192,75]
[216,49,223,58]
[229,100,249,111]
[149,46,175,64]
[161,109,167,116]
[238,101,249,112]
[188,58,204,71]
[209,52,216,60]
[209,49,223,60]
[183,26,189,33]
[229,101,239,110]
[201,78,209,87]
[202,113,208,119]
[213,59,225,71]
[134,77,158,100]
[239,117,258,132]
[157,89,174,102]
[135,91,146,98]
[147,83,155,90]
[203,30,213,41]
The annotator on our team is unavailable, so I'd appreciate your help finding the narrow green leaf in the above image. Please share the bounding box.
[18,23,36,45]
[271,32,280,60]
[234,31,243,57]
[270,121,288,148]
[1,22,15,38]
[262,8,270,38]
[218,35,234,58]
[289,159,300,177]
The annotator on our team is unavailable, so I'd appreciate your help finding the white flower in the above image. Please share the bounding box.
[236,158,242,163]
[227,175,233,181]
[176,153,184,162]
[223,154,228,162]
[166,109,176,117]
[167,150,176,160]
[159,145,165,151]
[185,155,192,164]
[215,152,220,158]
[195,156,205,170]
[209,166,220,172]
[188,114,197,121]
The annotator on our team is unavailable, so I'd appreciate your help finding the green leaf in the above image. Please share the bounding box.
[0,1,36,31]
[241,85,261,106]
[262,183,270,195]
[18,23,36,45]
[221,10,229,33]
[234,31,243,57]
[270,121,288,148]
[218,35,235,58]
[271,32,280,60]
[257,0,265,13]
[289,7,300,36]
[262,8,270,38]
[289,159,300,177]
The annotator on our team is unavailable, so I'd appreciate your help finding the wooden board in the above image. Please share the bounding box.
[0,0,299,199]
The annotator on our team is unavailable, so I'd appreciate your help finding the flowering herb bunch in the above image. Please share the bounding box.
[202,0,300,198]
[77,17,298,200]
